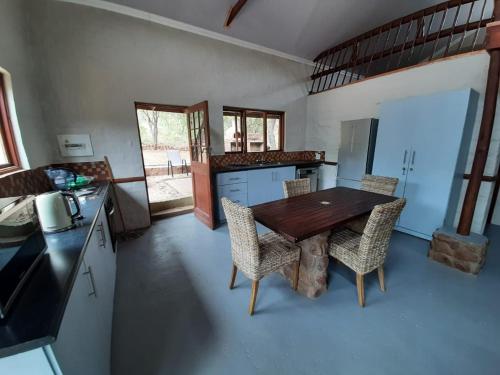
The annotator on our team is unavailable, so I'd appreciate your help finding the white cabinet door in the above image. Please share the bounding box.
[51,208,116,375]
[51,259,101,375]
[83,208,116,375]
[0,348,55,375]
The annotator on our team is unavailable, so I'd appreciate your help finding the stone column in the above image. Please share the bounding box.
[429,228,488,274]
[279,231,330,299]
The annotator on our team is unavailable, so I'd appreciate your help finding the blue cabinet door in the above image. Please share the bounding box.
[274,166,296,199]
[247,166,296,206]
[247,169,274,206]
[374,89,476,239]
[397,89,475,237]
[372,99,413,199]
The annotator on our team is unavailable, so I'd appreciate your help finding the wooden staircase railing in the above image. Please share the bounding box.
[309,0,494,94]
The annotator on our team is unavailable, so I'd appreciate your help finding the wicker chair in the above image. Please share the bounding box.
[221,198,301,315]
[283,178,311,198]
[328,198,406,307]
[345,174,399,233]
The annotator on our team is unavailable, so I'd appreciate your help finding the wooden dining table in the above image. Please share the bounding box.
[251,187,396,298]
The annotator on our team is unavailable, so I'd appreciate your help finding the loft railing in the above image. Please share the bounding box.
[309,0,494,95]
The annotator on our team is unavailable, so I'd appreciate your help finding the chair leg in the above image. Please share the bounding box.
[292,260,300,291]
[378,266,386,292]
[229,264,237,290]
[249,280,259,316]
[356,273,365,307]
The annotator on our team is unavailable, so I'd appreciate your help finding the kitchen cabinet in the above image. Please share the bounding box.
[372,89,478,239]
[247,166,295,206]
[215,166,296,221]
[0,205,118,374]
[51,207,116,375]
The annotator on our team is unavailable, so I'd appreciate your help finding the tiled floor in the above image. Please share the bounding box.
[146,175,193,202]
[111,215,500,375]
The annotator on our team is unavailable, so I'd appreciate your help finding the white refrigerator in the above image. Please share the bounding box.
[336,118,378,189]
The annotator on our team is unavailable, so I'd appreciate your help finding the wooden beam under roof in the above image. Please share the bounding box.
[224,0,248,28]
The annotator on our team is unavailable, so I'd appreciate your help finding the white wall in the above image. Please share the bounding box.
[493,192,500,225]
[27,0,310,228]
[307,52,500,233]
[0,0,53,168]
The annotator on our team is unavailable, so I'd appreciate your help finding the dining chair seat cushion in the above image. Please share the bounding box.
[328,228,365,273]
[258,232,301,278]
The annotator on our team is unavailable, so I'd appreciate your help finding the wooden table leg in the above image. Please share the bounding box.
[279,231,330,299]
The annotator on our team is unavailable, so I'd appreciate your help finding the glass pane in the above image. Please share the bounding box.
[246,113,264,153]
[0,136,8,165]
[193,111,199,132]
[266,115,281,151]
[223,113,242,152]
[198,111,205,126]
[200,126,206,147]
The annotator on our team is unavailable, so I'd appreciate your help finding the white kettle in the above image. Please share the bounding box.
[35,191,82,233]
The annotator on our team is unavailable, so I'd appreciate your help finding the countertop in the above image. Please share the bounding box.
[0,182,110,358]
[212,160,336,173]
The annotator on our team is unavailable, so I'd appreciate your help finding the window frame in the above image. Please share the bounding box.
[223,106,284,154]
[0,74,21,174]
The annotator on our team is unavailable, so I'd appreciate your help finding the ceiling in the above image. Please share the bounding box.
[104,0,444,60]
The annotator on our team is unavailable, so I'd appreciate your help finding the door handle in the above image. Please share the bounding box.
[410,151,416,171]
[83,266,97,298]
[97,222,106,248]
[402,150,408,164]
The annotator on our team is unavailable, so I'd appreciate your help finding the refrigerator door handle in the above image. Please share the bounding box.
[410,151,416,171]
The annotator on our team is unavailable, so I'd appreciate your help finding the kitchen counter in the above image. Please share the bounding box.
[0,182,110,358]
[212,160,334,173]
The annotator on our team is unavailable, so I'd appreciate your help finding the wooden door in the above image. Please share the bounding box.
[186,101,215,228]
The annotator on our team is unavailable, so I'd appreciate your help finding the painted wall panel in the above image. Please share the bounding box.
[24,0,310,228]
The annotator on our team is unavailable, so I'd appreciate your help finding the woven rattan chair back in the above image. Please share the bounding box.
[221,198,260,278]
[283,178,311,198]
[358,198,406,271]
[361,175,399,196]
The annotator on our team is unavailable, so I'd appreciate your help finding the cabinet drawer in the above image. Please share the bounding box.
[217,183,248,221]
[216,171,248,186]
[220,183,247,197]
[218,183,248,206]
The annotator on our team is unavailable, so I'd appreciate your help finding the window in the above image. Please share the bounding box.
[223,107,284,153]
[0,74,20,173]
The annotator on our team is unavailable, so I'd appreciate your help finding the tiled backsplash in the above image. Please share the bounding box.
[50,161,111,182]
[0,161,111,198]
[210,151,325,168]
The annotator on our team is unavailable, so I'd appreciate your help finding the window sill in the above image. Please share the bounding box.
[0,165,23,176]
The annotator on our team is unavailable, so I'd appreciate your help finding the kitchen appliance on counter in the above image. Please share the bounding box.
[45,167,95,191]
[35,191,82,233]
[296,167,319,192]
[336,118,378,189]
[0,196,46,318]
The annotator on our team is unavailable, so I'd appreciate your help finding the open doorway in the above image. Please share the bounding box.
[135,103,193,219]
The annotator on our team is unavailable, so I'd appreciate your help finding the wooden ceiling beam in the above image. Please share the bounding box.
[224,0,248,28]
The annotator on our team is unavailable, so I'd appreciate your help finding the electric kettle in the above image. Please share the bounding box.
[35,191,82,233]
